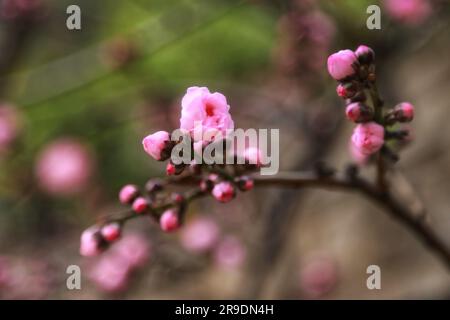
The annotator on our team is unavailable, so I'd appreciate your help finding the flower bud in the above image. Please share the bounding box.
[132,197,149,214]
[327,50,358,80]
[171,192,184,204]
[80,227,104,257]
[101,223,121,242]
[200,179,214,192]
[166,162,176,176]
[145,179,163,194]
[394,102,414,122]
[345,102,374,123]
[336,82,357,99]
[235,176,254,191]
[212,182,235,203]
[355,45,375,65]
[351,122,385,156]
[160,209,180,232]
[119,184,139,204]
[142,131,174,161]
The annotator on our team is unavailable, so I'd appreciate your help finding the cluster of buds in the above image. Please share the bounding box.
[327,45,414,163]
[81,87,261,257]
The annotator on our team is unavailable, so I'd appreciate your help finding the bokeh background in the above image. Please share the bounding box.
[0,0,449,299]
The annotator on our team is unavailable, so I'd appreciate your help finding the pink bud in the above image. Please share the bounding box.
[345,102,373,123]
[394,102,414,122]
[351,122,385,156]
[118,184,139,204]
[336,82,356,99]
[236,176,254,191]
[142,131,171,161]
[354,45,375,64]
[327,50,358,80]
[166,162,176,176]
[212,182,235,203]
[101,223,121,242]
[160,209,180,232]
[132,197,148,214]
[80,227,102,257]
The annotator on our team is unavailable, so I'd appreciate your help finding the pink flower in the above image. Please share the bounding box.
[112,234,151,268]
[89,253,130,293]
[142,130,171,161]
[80,227,103,257]
[119,184,139,204]
[180,86,234,142]
[160,209,179,232]
[180,218,220,253]
[35,138,93,196]
[327,49,358,80]
[383,0,432,25]
[0,104,20,153]
[299,254,338,298]
[345,102,373,123]
[214,236,246,270]
[394,102,414,122]
[351,122,385,156]
[132,197,148,214]
[212,182,235,203]
[349,141,369,165]
[101,223,121,242]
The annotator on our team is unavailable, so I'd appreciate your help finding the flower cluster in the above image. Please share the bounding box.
[327,45,414,164]
[80,87,260,257]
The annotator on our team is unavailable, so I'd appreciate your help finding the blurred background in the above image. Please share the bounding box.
[0,0,449,299]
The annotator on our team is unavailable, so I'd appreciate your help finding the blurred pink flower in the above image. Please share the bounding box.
[351,122,385,156]
[111,234,151,268]
[89,252,130,293]
[35,138,93,196]
[214,236,246,270]
[0,0,42,19]
[180,217,220,253]
[0,104,20,153]
[299,254,338,298]
[180,86,234,142]
[383,0,432,25]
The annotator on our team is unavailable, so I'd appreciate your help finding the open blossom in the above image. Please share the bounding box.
[35,138,93,196]
[383,0,432,25]
[351,122,385,156]
[142,130,171,161]
[80,227,103,257]
[212,182,235,203]
[0,104,20,153]
[327,50,358,80]
[180,86,234,142]
[180,217,220,253]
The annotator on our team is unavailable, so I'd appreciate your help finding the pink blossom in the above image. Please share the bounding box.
[142,130,171,161]
[345,102,373,123]
[214,236,246,270]
[119,184,139,204]
[349,141,369,165]
[35,138,93,196]
[180,218,220,253]
[299,254,338,298]
[80,227,102,257]
[132,197,148,214]
[101,223,121,242]
[383,0,432,25]
[0,104,20,153]
[180,86,234,142]
[88,253,130,293]
[351,122,385,156]
[111,234,150,268]
[327,50,358,80]
[354,45,375,64]
[160,209,180,232]
[212,182,235,203]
